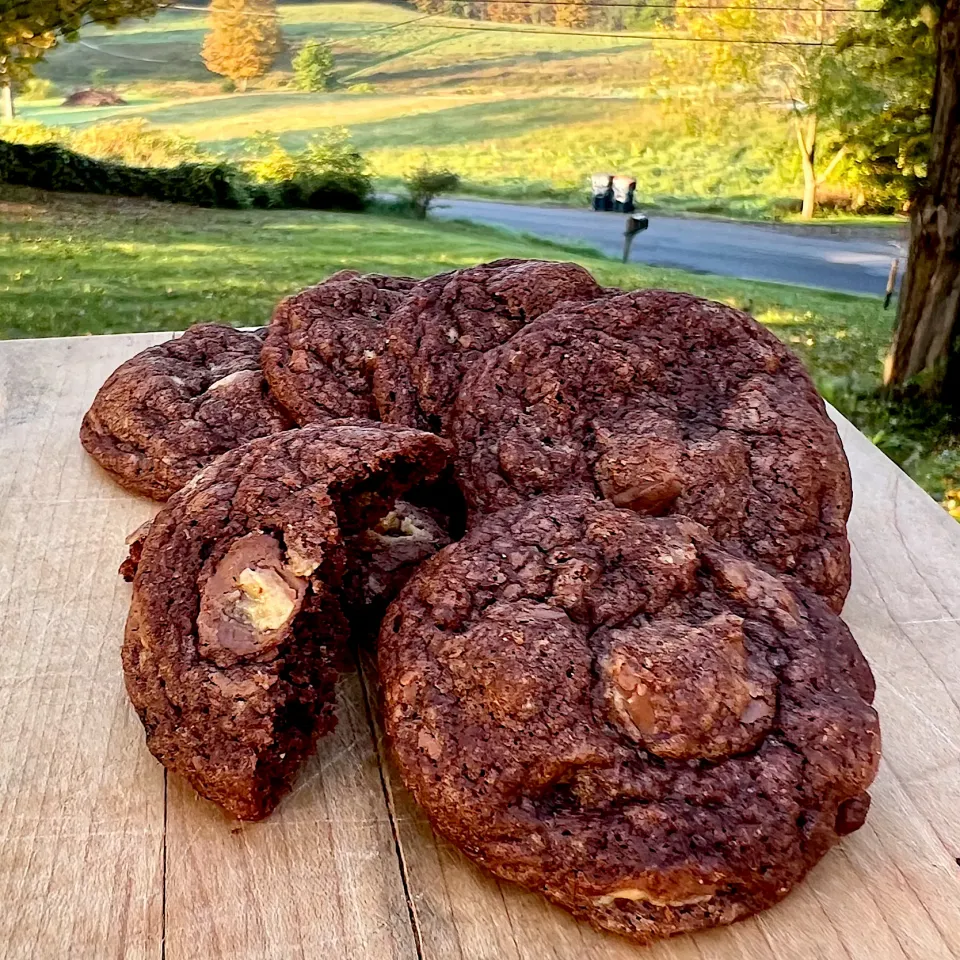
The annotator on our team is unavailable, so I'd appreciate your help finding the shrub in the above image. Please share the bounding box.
[243,128,371,210]
[346,82,376,95]
[0,125,371,213]
[0,139,246,208]
[1,120,66,145]
[69,119,209,167]
[403,166,461,219]
[16,78,58,102]
[292,39,334,92]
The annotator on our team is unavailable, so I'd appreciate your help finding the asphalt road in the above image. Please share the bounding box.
[433,198,904,297]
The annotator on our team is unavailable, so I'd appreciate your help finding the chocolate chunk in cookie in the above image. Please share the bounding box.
[81,324,292,501]
[345,501,452,635]
[453,290,852,610]
[261,275,414,426]
[379,495,879,945]
[373,259,604,434]
[124,422,453,821]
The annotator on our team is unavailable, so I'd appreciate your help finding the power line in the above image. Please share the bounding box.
[159,4,863,47]
[168,1,877,14]
[436,0,874,10]
[407,21,843,43]
[77,39,174,62]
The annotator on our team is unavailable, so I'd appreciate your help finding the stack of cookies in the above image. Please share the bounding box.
[81,259,880,946]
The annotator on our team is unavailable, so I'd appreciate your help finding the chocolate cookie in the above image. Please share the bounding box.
[81,324,292,501]
[261,275,415,426]
[452,290,852,610]
[373,259,605,434]
[379,495,879,945]
[124,422,453,821]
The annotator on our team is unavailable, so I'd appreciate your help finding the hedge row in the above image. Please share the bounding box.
[0,139,369,211]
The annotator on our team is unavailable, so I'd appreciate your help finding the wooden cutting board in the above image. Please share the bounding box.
[0,333,958,960]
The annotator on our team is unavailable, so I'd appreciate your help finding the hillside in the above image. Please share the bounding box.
[20,1,803,215]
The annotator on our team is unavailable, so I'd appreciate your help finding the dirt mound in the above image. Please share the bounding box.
[62,88,127,107]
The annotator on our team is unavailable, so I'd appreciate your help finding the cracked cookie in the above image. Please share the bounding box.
[452,289,853,610]
[379,495,879,945]
[261,274,415,426]
[123,421,453,820]
[372,259,605,434]
[81,324,292,501]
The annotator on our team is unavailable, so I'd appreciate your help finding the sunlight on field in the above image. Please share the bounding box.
[23,1,802,214]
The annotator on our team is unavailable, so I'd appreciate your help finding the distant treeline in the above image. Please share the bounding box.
[404,0,665,31]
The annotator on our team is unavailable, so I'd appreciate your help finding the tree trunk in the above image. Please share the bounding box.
[885,0,960,403]
[237,77,248,92]
[0,83,14,123]
[796,115,817,220]
[801,153,817,220]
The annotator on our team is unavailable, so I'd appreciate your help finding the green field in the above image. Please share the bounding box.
[0,185,953,509]
[16,1,839,217]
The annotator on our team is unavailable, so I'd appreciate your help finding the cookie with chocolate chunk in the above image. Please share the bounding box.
[261,275,415,426]
[379,495,879,945]
[452,289,852,610]
[81,324,291,501]
[123,422,453,821]
[345,501,452,635]
[373,259,605,434]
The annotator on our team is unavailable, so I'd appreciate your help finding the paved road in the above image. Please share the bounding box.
[433,198,904,297]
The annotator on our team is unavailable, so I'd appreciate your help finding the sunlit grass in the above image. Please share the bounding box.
[2,185,953,508]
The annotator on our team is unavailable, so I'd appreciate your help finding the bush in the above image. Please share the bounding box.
[16,78,58,102]
[346,82,376,94]
[0,139,245,208]
[0,125,371,213]
[69,119,209,167]
[403,166,461,218]
[1,120,65,146]
[292,39,334,92]
[243,128,371,210]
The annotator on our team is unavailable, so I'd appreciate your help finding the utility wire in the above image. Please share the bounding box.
[400,21,843,43]
[77,39,171,61]
[116,4,865,49]
[165,4,866,45]
[168,2,878,15]
[420,0,874,10]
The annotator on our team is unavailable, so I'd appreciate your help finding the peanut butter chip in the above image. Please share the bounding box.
[235,568,298,632]
[197,532,307,666]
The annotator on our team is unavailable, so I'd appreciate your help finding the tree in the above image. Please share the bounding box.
[884,0,960,404]
[555,0,592,30]
[653,0,865,218]
[0,0,169,123]
[201,0,283,93]
[292,39,334,92]
[403,166,461,218]
[839,4,937,212]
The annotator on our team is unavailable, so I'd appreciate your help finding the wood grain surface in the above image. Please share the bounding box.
[0,332,958,960]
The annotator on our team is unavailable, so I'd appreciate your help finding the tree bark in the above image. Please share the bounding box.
[237,77,248,92]
[0,83,14,123]
[885,0,960,403]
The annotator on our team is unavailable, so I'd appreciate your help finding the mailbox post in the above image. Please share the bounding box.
[622,214,649,263]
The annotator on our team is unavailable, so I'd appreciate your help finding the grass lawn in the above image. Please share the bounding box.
[15,2,903,222]
[1,186,955,512]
